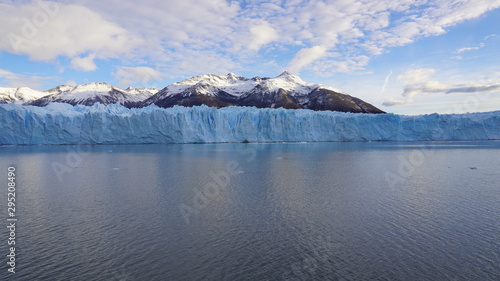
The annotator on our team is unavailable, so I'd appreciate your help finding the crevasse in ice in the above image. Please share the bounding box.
[0,103,499,145]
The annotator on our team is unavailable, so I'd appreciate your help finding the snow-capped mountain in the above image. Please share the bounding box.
[1,83,158,107]
[124,87,160,100]
[0,87,52,104]
[1,72,383,113]
[142,72,384,113]
[26,83,158,107]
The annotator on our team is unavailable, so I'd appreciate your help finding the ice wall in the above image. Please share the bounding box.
[1,103,499,145]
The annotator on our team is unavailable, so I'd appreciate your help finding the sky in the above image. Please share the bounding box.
[0,0,499,115]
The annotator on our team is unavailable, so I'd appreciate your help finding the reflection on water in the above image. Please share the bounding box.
[0,141,499,280]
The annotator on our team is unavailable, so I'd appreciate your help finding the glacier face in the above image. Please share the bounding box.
[1,103,499,145]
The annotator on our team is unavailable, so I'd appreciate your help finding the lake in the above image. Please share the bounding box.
[0,141,499,280]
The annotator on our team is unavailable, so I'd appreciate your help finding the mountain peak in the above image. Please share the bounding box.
[226,72,248,82]
[276,71,304,83]
[73,82,115,93]
[79,82,112,87]
[277,71,294,78]
[270,71,308,89]
[47,85,74,94]
[0,86,49,104]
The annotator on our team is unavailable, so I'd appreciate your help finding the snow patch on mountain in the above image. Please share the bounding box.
[164,73,257,97]
[60,82,117,101]
[1,83,157,106]
[0,87,51,104]
[261,71,318,95]
[123,87,159,103]
[46,85,76,94]
[162,71,319,97]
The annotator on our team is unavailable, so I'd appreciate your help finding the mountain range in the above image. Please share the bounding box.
[0,72,385,113]
[0,83,158,108]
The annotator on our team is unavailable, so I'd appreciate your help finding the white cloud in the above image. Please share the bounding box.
[357,12,390,31]
[0,1,142,64]
[454,43,485,54]
[398,68,449,98]
[248,22,279,51]
[114,66,164,88]
[0,68,52,89]
[76,0,238,51]
[398,68,436,86]
[2,0,500,79]
[383,68,500,106]
[364,0,500,53]
[383,98,414,107]
[443,84,500,94]
[328,55,370,73]
[277,0,499,74]
[0,69,18,82]
[288,46,327,74]
[70,55,97,72]
[484,34,497,40]
[164,49,241,77]
[64,80,77,86]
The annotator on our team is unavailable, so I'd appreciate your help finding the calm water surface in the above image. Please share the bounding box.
[0,141,499,280]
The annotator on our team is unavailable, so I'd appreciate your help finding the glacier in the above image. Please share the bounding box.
[1,103,499,145]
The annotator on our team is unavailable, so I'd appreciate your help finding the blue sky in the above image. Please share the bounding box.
[1,0,499,114]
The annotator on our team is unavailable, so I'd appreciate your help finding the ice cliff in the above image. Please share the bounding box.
[0,103,499,145]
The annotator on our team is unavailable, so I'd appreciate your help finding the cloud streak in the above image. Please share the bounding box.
[454,43,485,54]
[0,68,54,89]
[381,70,393,93]
[384,68,500,107]
[114,66,164,88]
[444,84,500,94]
[383,98,413,107]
